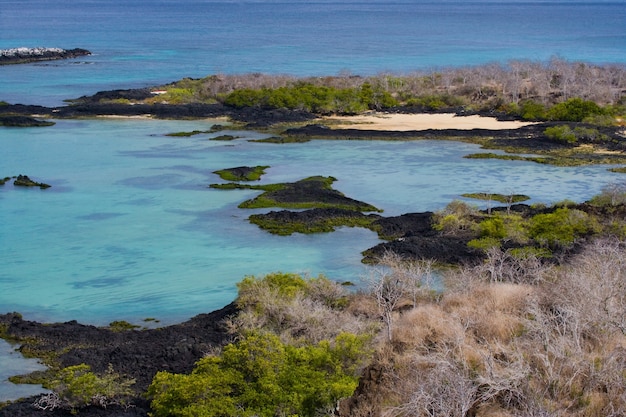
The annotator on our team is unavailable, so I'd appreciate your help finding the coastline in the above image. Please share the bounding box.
[0,304,237,416]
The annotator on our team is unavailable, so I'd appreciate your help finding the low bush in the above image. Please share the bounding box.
[544,125,608,144]
[222,82,397,114]
[546,97,606,122]
[148,331,370,417]
[528,207,598,247]
[432,200,479,235]
[36,364,135,412]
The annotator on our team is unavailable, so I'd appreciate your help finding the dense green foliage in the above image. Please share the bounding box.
[528,207,598,246]
[403,93,465,110]
[436,198,608,253]
[223,82,397,114]
[148,331,366,417]
[148,274,368,417]
[545,98,606,122]
[237,272,310,303]
[504,98,609,122]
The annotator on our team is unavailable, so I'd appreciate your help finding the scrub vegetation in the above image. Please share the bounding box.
[141,59,625,123]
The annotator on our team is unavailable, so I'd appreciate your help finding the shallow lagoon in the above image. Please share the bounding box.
[1,118,622,325]
[1,118,623,400]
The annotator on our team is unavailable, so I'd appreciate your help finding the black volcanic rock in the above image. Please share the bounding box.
[0,303,236,417]
[0,47,91,65]
[13,175,51,189]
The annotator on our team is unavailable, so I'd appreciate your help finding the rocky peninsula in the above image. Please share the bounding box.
[0,48,91,65]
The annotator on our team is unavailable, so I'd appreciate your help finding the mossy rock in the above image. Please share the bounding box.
[212,176,381,212]
[249,208,381,235]
[213,166,269,182]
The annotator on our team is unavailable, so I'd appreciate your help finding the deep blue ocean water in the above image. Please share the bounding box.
[0,0,625,401]
[0,1,624,105]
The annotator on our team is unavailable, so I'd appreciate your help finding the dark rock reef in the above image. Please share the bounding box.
[0,48,91,65]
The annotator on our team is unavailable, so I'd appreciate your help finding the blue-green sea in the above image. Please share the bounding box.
[1,0,625,401]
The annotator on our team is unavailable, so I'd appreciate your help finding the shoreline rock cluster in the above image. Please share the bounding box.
[0,304,236,417]
[0,48,91,66]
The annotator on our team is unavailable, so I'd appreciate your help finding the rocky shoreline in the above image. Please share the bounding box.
[0,304,237,417]
[0,48,91,66]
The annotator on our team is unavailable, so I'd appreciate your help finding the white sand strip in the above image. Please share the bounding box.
[323,113,536,131]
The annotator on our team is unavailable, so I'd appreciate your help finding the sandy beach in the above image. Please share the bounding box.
[323,113,536,131]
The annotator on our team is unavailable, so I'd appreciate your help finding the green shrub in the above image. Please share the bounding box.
[237,272,308,306]
[478,216,507,239]
[470,213,529,249]
[43,364,135,411]
[223,88,265,108]
[546,98,606,122]
[544,125,578,144]
[543,125,608,144]
[405,94,464,110]
[582,114,618,126]
[433,200,479,235]
[222,83,396,114]
[528,208,598,246]
[148,331,368,417]
[519,100,547,120]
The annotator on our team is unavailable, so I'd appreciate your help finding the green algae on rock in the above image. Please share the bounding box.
[213,166,269,182]
[211,176,381,212]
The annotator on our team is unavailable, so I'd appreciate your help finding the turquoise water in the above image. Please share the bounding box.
[1,118,622,327]
[1,0,625,401]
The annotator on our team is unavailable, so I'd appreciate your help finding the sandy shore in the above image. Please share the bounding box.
[323,113,536,131]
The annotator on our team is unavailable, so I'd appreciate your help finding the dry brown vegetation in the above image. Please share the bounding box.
[153,58,626,110]
[342,239,626,417]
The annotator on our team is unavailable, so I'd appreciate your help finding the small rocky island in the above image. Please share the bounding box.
[0,47,91,65]
[1,175,51,189]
